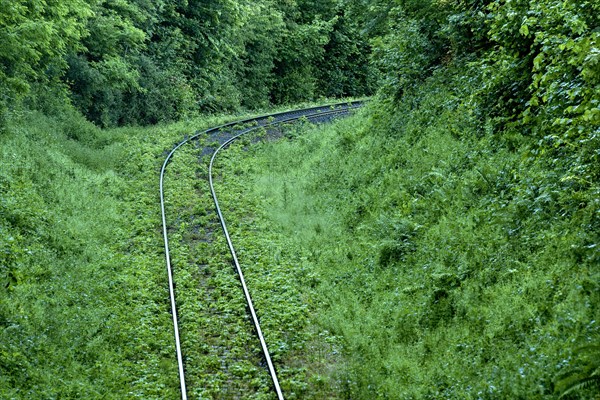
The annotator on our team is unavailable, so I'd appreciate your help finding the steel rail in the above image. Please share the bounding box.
[160,102,362,400]
[159,143,189,400]
[208,107,358,400]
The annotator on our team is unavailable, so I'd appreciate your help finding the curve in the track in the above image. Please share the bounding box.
[160,101,363,400]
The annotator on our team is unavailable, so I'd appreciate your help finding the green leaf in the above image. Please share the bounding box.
[519,24,529,36]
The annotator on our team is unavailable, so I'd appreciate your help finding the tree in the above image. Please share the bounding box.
[0,0,90,125]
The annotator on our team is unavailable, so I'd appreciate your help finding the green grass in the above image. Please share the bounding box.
[215,68,599,398]
[0,107,263,398]
[0,100,362,399]
[0,109,188,398]
[1,86,597,398]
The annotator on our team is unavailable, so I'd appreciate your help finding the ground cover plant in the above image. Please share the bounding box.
[219,66,599,398]
[2,0,599,398]
[0,108,178,398]
[0,106,273,398]
[0,103,357,399]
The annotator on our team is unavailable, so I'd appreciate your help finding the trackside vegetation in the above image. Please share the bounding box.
[1,0,599,399]
[211,0,599,397]
[0,103,361,399]
[223,79,599,398]
[0,105,266,397]
[0,107,179,397]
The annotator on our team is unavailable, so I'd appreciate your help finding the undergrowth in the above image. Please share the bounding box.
[0,109,176,398]
[221,65,599,399]
[0,107,258,398]
[0,100,362,398]
[0,75,596,399]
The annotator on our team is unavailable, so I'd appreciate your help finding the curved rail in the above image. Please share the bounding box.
[160,102,362,400]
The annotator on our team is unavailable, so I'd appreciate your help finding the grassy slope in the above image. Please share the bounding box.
[0,108,241,398]
[0,101,358,399]
[219,67,599,398]
[1,82,597,398]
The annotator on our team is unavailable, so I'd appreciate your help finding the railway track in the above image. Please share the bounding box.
[160,101,363,400]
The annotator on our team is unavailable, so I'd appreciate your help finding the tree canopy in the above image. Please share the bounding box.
[1,0,375,127]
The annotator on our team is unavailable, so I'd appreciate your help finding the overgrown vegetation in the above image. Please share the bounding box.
[0,103,356,398]
[1,0,599,398]
[0,105,294,397]
[214,0,599,397]
[0,107,179,397]
[227,85,598,397]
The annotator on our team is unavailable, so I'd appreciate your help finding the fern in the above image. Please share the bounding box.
[555,345,600,399]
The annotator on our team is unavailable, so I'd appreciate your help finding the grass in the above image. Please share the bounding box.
[0,106,264,398]
[0,109,196,398]
[0,99,362,399]
[1,85,597,399]
[214,66,599,398]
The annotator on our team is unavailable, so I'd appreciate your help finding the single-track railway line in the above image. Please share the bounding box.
[160,101,362,400]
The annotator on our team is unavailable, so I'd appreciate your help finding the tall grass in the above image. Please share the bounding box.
[0,110,182,398]
[1,101,358,398]
[221,67,599,398]
[0,108,246,398]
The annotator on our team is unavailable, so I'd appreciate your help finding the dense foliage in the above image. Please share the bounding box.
[220,0,599,397]
[1,0,599,398]
[235,85,598,398]
[0,108,181,397]
[1,0,374,127]
[354,0,599,196]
